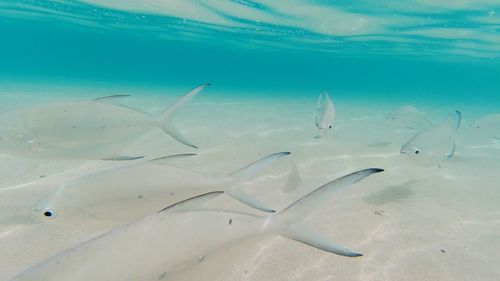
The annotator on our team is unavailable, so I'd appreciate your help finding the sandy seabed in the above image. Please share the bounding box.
[0,87,499,280]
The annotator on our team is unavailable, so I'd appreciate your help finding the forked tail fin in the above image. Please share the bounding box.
[274,168,384,257]
[452,110,462,131]
[158,83,211,148]
[223,152,291,213]
[280,168,383,219]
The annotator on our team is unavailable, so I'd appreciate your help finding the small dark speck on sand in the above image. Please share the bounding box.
[39,175,46,178]
[440,249,446,253]
[229,219,232,225]
[170,192,174,196]
[374,210,384,216]
[137,195,143,199]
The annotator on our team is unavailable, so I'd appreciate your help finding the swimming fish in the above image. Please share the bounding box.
[401,110,462,161]
[31,152,290,226]
[315,91,335,138]
[0,83,210,160]
[471,113,500,140]
[10,168,383,281]
[386,104,440,129]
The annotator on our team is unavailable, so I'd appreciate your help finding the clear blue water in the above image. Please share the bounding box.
[1,0,499,103]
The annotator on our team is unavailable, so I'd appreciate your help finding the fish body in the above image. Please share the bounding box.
[0,84,210,160]
[315,91,335,138]
[15,207,264,281]
[0,101,152,159]
[11,168,383,281]
[32,152,290,225]
[401,110,461,162]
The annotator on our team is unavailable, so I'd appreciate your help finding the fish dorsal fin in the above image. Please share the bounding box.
[280,168,384,220]
[283,222,362,257]
[94,95,152,115]
[94,94,131,101]
[315,91,325,126]
[148,153,197,165]
[159,191,223,213]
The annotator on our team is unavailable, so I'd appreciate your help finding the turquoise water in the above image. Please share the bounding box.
[1,1,499,103]
[1,1,500,281]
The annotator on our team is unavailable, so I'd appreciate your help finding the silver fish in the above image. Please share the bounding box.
[0,84,210,160]
[10,168,383,281]
[31,152,291,226]
[401,110,462,161]
[315,91,335,138]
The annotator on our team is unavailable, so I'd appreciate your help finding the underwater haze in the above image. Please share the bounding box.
[1,1,500,281]
[1,0,500,102]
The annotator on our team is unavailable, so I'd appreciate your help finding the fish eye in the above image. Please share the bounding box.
[413,149,421,155]
[43,209,56,218]
[328,125,332,129]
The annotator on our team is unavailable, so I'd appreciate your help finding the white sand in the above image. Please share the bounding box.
[0,87,499,280]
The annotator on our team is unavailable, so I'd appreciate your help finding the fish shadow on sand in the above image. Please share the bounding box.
[362,179,416,205]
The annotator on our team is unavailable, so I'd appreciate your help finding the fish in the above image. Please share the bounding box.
[9,168,384,281]
[471,113,500,140]
[315,91,335,138]
[0,83,210,160]
[401,110,462,162]
[386,104,441,129]
[30,152,290,226]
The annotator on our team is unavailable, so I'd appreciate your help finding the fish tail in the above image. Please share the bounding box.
[158,83,211,148]
[269,168,384,257]
[223,152,291,213]
[444,110,462,131]
[454,110,462,131]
